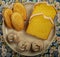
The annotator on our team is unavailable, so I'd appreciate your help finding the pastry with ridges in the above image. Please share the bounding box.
[13,3,27,20]
[11,12,24,31]
[3,8,13,28]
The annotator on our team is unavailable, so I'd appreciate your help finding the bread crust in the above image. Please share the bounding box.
[13,3,27,20]
[32,2,57,20]
[3,8,13,28]
[11,12,24,31]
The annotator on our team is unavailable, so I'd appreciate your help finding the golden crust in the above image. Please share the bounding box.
[3,8,13,28]
[11,12,24,31]
[26,14,54,40]
[13,3,27,20]
[32,2,57,20]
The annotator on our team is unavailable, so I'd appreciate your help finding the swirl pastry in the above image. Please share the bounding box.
[17,41,31,52]
[32,40,44,52]
[7,32,20,43]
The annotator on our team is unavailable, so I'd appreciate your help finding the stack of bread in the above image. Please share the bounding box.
[26,2,57,40]
[3,2,27,31]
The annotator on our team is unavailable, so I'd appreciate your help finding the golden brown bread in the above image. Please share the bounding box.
[26,14,54,40]
[3,8,13,28]
[32,2,57,20]
[11,12,24,31]
[13,3,27,20]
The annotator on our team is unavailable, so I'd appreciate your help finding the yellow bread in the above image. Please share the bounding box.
[11,12,24,31]
[26,14,54,40]
[13,3,27,20]
[3,8,13,28]
[32,2,57,20]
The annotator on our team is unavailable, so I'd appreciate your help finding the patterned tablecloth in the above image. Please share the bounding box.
[0,0,60,57]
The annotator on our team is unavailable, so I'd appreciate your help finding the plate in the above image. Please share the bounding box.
[2,2,56,56]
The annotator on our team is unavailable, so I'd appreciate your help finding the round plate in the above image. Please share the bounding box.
[2,2,56,56]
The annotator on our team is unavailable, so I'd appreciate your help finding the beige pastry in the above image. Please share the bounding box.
[32,40,44,52]
[7,32,20,43]
[17,41,31,52]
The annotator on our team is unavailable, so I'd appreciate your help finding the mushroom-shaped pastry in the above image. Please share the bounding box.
[17,41,31,52]
[32,40,44,52]
[7,32,20,43]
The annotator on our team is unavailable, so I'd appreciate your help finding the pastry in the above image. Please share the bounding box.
[11,12,24,31]
[17,41,31,52]
[32,2,57,20]
[3,8,13,28]
[7,32,20,43]
[13,3,27,20]
[32,40,44,52]
[26,14,54,40]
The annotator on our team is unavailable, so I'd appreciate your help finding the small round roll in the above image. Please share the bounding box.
[7,32,20,43]
[17,41,31,52]
[32,40,44,52]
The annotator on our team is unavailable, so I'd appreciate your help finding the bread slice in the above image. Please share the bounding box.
[13,3,27,20]
[3,8,13,28]
[26,14,54,40]
[32,2,57,20]
[11,12,24,31]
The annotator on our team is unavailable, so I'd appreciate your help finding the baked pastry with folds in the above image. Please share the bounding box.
[32,2,57,20]
[7,32,20,43]
[26,14,54,40]
[13,3,27,20]
[17,41,31,52]
[32,40,44,52]
[3,8,13,28]
[11,12,24,31]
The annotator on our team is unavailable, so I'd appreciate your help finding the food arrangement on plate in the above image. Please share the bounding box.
[2,1,57,56]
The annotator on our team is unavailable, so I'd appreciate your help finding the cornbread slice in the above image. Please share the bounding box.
[11,12,24,31]
[13,3,27,20]
[26,14,54,40]
[32,2,57,20]
[3,8,13,28]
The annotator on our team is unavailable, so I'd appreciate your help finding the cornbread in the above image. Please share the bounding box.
[11,12,24,31]
[26,14,54,40]
[3,8,13,28]
[32,2,57,20]
[13,3,27,20]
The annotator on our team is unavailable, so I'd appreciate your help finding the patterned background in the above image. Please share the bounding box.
[0,0,60,57]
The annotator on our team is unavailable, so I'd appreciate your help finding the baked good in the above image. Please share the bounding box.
[7,32,20,43]
[11,12,24,31]
[13,3,27,20]
[17,41,31,52]
[3,8,13,28]
[32,40,44,52]
[26,14,54,40]
[32,2,57,20]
